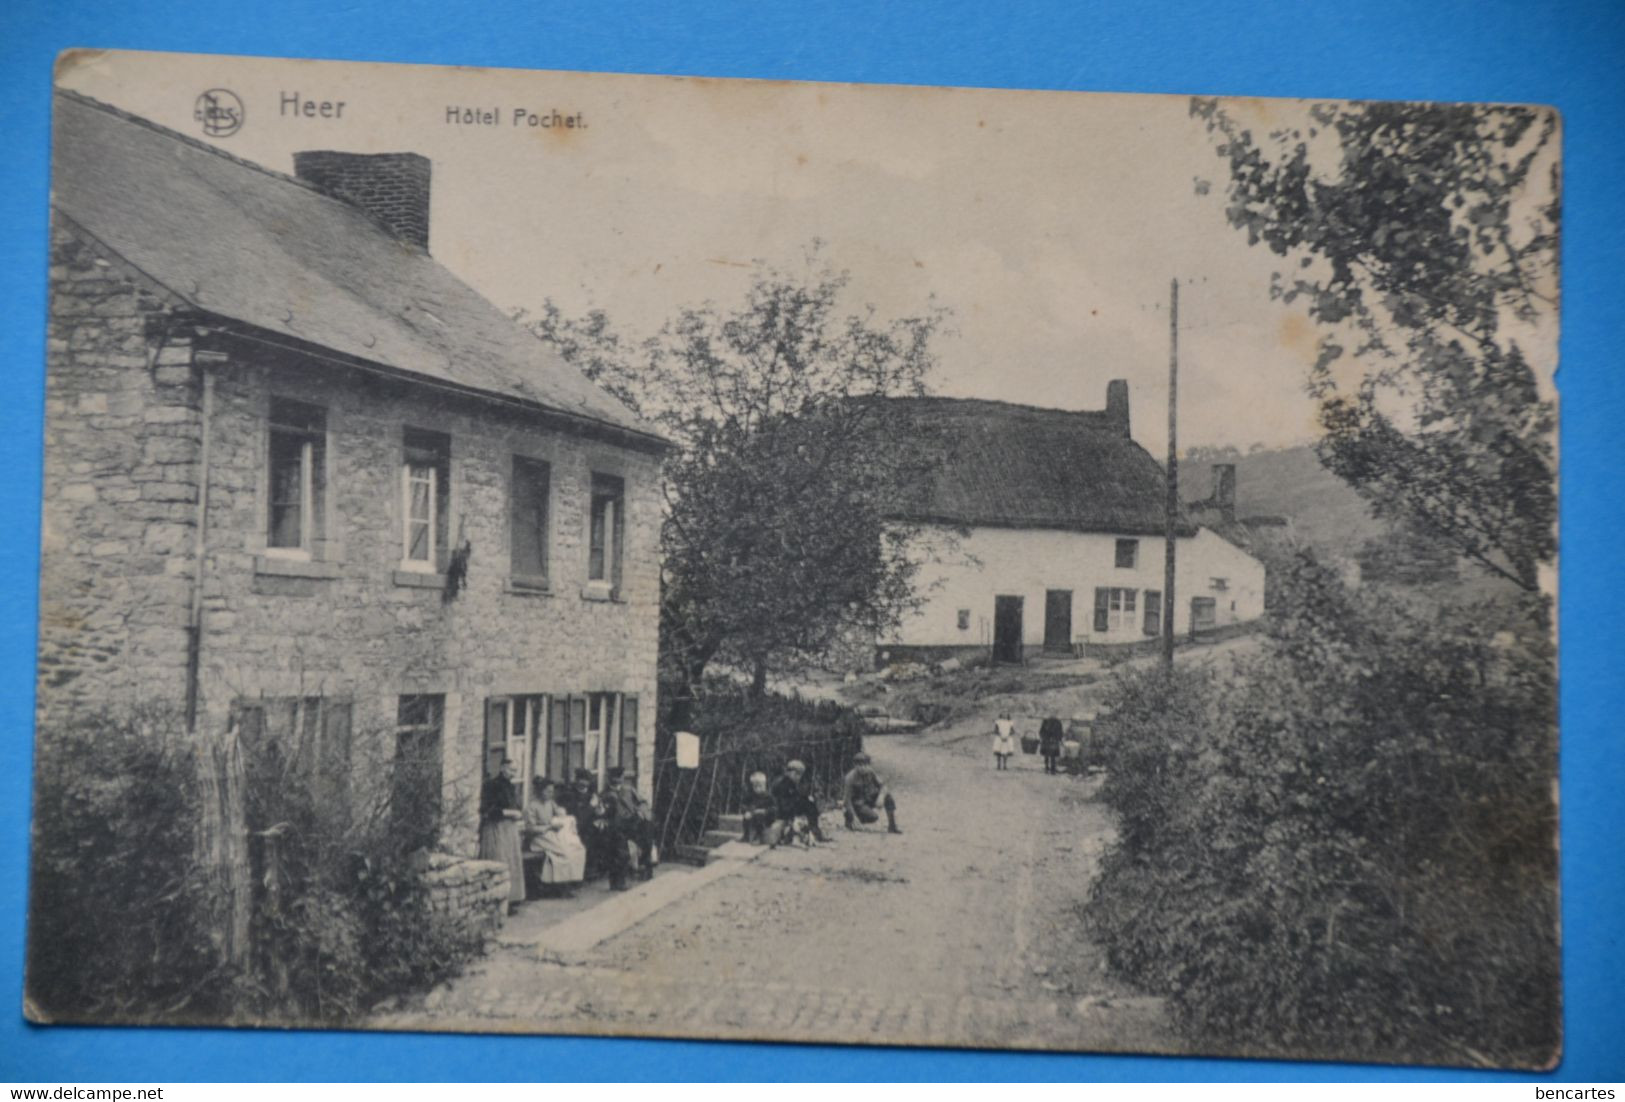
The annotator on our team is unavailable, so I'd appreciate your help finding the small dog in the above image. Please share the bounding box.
[772,814,815,849]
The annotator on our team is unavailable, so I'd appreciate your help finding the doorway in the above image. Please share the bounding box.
[1043,589,1073,653]
[993,595,1024,664]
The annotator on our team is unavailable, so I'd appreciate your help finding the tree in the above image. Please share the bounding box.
[525,247,951,706]
[1191,99,1559,592]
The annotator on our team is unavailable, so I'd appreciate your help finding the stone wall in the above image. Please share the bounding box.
[39,218,665,856]
[422,853,510,940]
[38,219,202,716]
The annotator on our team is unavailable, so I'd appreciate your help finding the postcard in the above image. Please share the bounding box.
[31,50,1560,1068]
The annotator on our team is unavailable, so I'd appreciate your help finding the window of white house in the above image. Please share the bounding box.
[1093,586,1137,633]
[510,455,551,585]
[266,397,326,556]
[1115,538,1138,569]
[588,473,625,591]
[957,609,971,631]
[1211,577,1230,591]
[1143,590,1162,636]
[402,428,450,572]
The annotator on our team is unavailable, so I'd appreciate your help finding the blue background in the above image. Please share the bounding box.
[2,0,1622,1083]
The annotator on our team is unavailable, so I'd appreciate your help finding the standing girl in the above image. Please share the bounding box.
[992,713,1016,770]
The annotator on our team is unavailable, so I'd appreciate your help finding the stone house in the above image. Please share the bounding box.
[39,89,668,853]
[873,384,1266,663]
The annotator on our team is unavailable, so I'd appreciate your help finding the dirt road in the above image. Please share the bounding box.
[376,704,1174,1055]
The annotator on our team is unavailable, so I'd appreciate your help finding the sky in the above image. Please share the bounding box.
[53,50,1552,458]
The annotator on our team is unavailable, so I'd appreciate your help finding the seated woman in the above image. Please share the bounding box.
[524,778,587,897]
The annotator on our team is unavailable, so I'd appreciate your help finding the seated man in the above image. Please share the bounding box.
[769,759,830,845]
[740,770,776,844]
[558,767,607,879]
[602,766,655,890]
[843,752,900,834]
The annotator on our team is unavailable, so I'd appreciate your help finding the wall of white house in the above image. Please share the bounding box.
[884,524,1265,651]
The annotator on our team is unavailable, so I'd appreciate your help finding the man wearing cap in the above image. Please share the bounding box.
[559,767,606,879]
[843,752,900,834]
[603,766,655,890]
[769,759,830,844]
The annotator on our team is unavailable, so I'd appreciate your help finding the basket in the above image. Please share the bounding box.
[1020,735,1040,755]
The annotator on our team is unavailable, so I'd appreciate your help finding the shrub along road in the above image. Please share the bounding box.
[376,701,1173,1055]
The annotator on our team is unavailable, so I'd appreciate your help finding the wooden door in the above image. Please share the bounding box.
[1044,589,1073,652]
[993,595,1024,664]
[1191,596,1217,633]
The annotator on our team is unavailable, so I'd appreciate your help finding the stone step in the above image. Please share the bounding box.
[715,812,745,832]
[698,829,739,848]
[671,843,712,867]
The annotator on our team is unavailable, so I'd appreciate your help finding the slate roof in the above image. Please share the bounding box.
[874,397,1195,536]
[50,90,662,446]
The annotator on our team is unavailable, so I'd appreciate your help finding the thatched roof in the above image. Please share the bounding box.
[50,90,663,448]
[874,396,1195,536]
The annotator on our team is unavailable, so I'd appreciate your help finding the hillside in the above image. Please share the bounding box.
[1182,443,1383,555]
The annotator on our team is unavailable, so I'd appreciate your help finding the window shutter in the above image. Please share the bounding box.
[1093,588,1110,633]
[1143,591,1162,636]
[320,701,352,816]
[549,695,569,781]
[620,695,639,775]
[233,701,266,756]
[484,699,508,780]
[569,696,587,774]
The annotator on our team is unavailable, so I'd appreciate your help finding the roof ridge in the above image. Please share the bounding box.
[876,394,1119,421]
[54,87,338,202]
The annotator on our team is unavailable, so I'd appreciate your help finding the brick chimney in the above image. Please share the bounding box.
[1210,463,1237,523]
[1105,379,1130,437]
[294,151,431,250]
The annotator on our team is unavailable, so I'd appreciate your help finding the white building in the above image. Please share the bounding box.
[875,383,1266,663]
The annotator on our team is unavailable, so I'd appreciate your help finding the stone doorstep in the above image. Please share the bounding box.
[513,843,768,963]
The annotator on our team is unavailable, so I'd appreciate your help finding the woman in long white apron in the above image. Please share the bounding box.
[525,779,587,895]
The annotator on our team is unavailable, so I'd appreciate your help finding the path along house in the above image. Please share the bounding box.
[874,384,1265,664]
[38,90,668,854]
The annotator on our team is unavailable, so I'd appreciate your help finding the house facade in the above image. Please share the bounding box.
[875,386,1265,663]
[39,91,666,855]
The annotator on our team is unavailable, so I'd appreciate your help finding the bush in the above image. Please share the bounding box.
[27,712,232,1023]
[27,710,482,1026]
[1086,551,1558,1067]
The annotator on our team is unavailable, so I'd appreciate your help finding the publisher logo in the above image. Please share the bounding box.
[194,89,244,137]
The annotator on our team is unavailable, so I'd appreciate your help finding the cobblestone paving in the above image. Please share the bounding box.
[377,709,1174,1055]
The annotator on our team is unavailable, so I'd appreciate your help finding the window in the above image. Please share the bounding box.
[402,428,450,572]
[510,456,551,583]
[394,694,444,849]
[486,695,545,805]
[957,609,971,631]
[1143,590,1162,637]
[1191,596,1218,633]
[1211,577,1230,591]
[233,695,352,815]
[1093,586,1137,633]
[1115,539,1138,569]
[267,398,326,556]
[588,473,625,590]
[498,692,640,790]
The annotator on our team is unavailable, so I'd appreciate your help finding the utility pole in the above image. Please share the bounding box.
[1162,278,1178,668]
